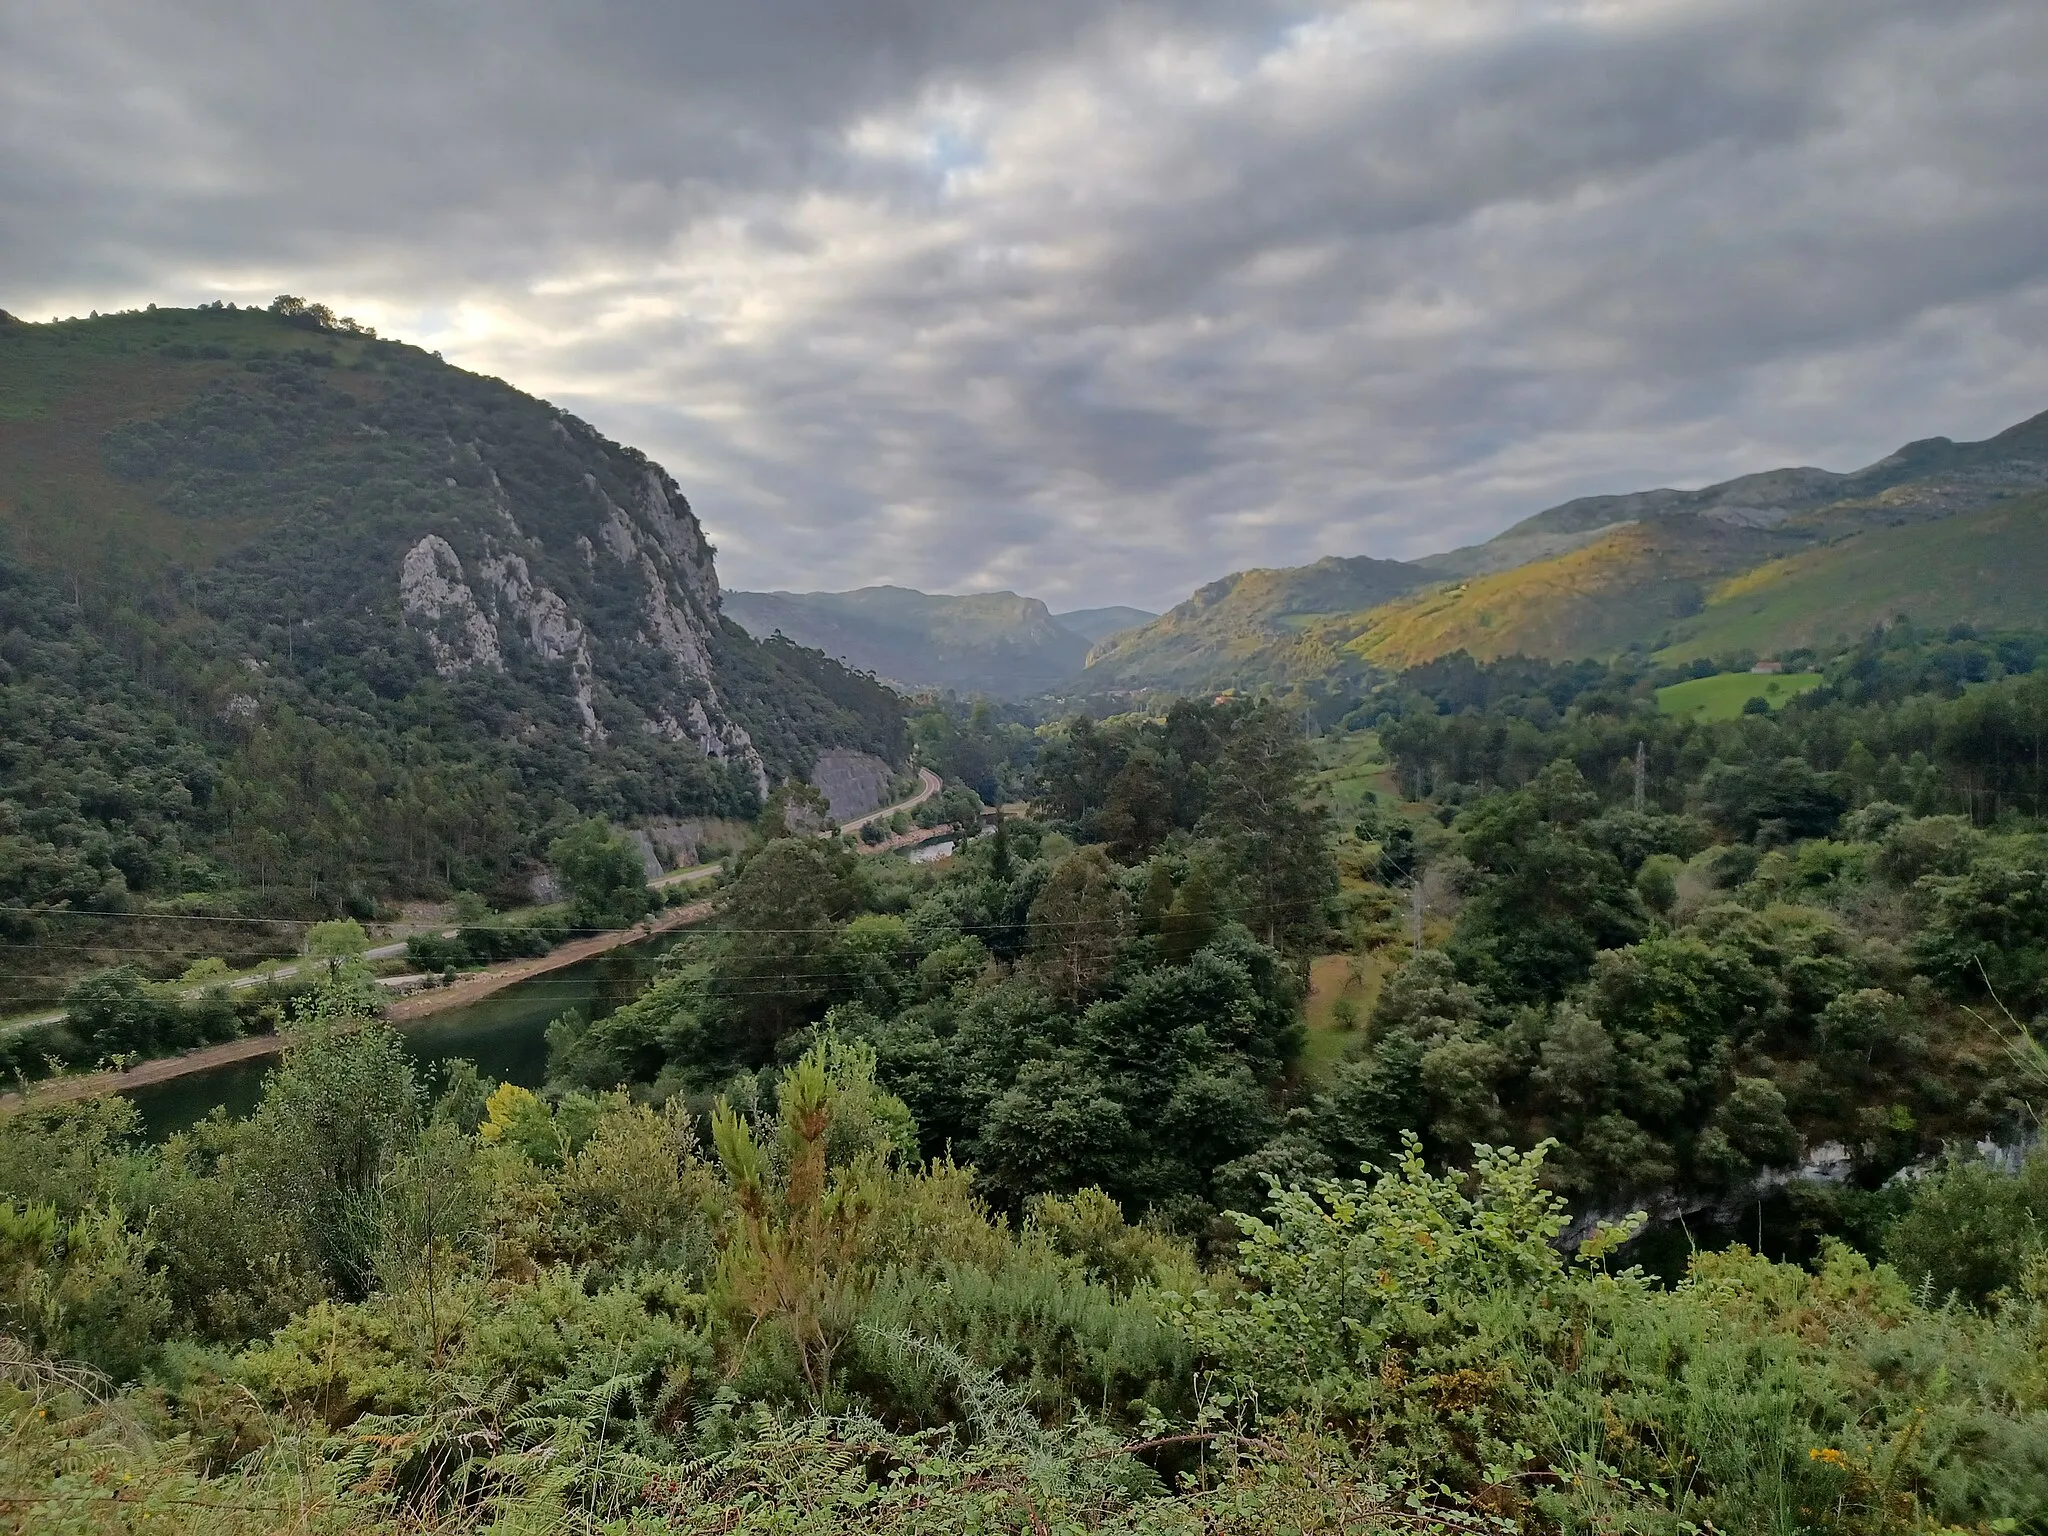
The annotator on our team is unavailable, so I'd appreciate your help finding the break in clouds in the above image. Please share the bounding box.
[5,0,2048,608]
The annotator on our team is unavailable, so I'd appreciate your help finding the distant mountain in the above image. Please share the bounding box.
[0,303,904,932]
[1422,409,2048,578]
[1052,605,1155,643]
[1079,556,1428,692]
[723,585,1091,697]
[1085,408,2048,689]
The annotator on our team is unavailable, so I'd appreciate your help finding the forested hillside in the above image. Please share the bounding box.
[0,303,904,1005]
[1050,604,1155,643]
[1080,555,1426,693]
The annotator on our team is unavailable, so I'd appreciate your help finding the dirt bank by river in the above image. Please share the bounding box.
[1,897,715,1114]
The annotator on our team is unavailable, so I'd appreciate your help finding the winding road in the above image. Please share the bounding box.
[835,766,945,834]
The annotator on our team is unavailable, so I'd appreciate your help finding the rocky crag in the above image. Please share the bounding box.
[0,302,906,931]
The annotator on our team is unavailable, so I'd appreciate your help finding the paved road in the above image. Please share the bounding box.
[2,898,723,1112]
[648,859,729,892]
[647,767,941,888]
[839,767,945,834]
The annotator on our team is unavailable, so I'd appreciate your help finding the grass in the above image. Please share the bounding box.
[1297,952,1382,1083]
[1658,491,2048,660]
[1655,670,1824,721]
[1327,517,1789,670]
[1308,729,1396,821]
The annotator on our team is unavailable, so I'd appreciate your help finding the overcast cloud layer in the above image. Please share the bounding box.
[5,0,2047,609]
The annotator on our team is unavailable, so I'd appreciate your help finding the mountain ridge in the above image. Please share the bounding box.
[1088,406,2048,691]
[723,584,1150,697]
[1079,554,1427,692]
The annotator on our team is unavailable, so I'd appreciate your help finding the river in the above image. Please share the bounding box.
[125,930,683,1139]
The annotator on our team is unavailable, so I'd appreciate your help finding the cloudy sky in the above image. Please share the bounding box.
[5,0,2047,609]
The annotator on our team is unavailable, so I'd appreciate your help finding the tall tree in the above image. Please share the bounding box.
[706,838,866,1061]
[1027,847,1130,1006]
[1200,704,1333,949]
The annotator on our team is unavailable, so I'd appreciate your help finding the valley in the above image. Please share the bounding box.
[10,5,2048,1528]
[7,304,2048,1536]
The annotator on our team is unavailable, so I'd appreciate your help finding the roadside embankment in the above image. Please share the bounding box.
[1,897,715,1113]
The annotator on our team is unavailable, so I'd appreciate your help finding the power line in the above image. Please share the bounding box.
[0,886,1341,942]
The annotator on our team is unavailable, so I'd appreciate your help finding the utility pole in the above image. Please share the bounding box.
[1634,739,1647,813]
[1411,876,1425,956]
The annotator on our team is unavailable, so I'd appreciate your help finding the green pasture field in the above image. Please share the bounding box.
[1655,670,1823,721]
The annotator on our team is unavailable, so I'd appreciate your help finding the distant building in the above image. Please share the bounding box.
[1751,660,1784,674]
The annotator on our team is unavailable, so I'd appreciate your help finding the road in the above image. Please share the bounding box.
[839,767,944,834]
[1,896,722,1113]
[0,934,433,1035]
[1,766,945,1040]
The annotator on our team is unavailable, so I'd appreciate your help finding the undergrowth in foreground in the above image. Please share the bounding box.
[3,1025,2047,1534]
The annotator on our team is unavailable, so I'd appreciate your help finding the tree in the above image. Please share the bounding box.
[1697,1076,1799,1184]
[1200,704,1333,949]
[1135,861,1176,935]
[1449,761,1645,1004]
[704,838,865,1062]
[1033,714,1123,827]
[1699,755,1847,841]
[63,968,181,1060]
[1816,987,1917,1075]
[1355,799,1418,882]
[1634,852,1683,917]
[1158,866,1222,964]
[548,816,653,929]
[1027,848,1130,1006]
[757,780,833,840]
[936,783,985,837]
[972,1055,1137,1209]
[1096,752,1172,859]
[711,1041,911,1398]
[244,1021,423,1296]
[305,917,370,961]
[1913,855,2048,1014]
[1886,1148,2048,1304]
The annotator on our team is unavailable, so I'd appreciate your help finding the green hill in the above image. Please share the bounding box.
[1659,490,2048,658]
[1081,554,1426,692]
[1653,669,1824,720]
[1316,516,1795,671]
[0,302,903,980]
[722,585,1092,697]
[1086,406,2048,691]
[1424,407,2048,577]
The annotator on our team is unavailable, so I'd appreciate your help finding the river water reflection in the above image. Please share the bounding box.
[125,930,684,1140]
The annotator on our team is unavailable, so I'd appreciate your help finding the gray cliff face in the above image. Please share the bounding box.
[398,535,503,677]
[395,414,766,791]
[807,749,898,822]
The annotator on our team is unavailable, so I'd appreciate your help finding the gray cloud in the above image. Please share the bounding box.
[5,0,2047,608]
